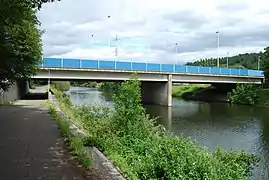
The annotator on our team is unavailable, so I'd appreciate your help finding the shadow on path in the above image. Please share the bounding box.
[0,96,102,179]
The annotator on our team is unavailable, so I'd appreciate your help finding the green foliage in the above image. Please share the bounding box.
[186,52,263,70]
[0,0,59,90]
[47,104,91,168]
[70,81,98,88]
[0,0,43,90]
[227,84,259,105]
[172,84,208,98]
[98,82,121,92]
[52,81,71,91]
[54,75,259,180]
[51,84,72,106]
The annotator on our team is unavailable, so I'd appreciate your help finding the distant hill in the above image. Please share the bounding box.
[185,52,264,70]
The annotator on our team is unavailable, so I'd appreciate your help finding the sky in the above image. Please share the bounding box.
[38,0,269,64]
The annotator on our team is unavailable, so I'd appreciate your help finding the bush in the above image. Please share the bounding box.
[51,85,72,107]
[52,81,71,91]
[98,82,121,92]
[54,75,259,180]
[227,84,259,105]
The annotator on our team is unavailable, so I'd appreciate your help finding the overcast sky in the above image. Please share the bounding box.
[38,0,269,64]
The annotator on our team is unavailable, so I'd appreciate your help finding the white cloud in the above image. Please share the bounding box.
[38,0,269,64]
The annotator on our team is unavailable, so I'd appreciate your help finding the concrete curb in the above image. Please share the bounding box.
[50,97,126,180]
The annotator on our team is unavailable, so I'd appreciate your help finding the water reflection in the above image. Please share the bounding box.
[68,86,269,180]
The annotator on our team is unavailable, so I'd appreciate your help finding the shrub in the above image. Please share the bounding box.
[52,81,71,91]
[98,82,121,92]
[227,84,259,105]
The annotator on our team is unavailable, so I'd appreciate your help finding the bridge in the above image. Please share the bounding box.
[34,57,264,106]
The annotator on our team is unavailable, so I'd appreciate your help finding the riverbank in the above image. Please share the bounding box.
[172,84,269,106]
[50,78,259,180]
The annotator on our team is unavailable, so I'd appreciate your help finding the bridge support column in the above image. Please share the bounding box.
[141,74,172,106]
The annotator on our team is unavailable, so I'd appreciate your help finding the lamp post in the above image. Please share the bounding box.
[226,52,229,68]
[175,43,178,64]
[258,56,260,70]
[216,31,220,68]
[115,34,119,56]
[107,15,111,47]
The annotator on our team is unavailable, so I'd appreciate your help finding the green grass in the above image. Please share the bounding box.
[51,81,71,91]
[47,104,91,168]
[172,84,209,98]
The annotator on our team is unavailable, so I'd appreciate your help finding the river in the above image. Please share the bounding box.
[67,86,269,180]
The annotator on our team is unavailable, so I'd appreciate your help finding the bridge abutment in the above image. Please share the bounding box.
[141,74,172,107]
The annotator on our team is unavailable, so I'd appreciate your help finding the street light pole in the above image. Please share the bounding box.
[175,43,178,54]
[114,34,119,56]
[216,31,220,68]
[175,43,178,64]
[107,15,111,47]
[258,56,260,70]
[226,52,229,68]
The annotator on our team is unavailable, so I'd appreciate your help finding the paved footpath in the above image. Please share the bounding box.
[0,87,101,180]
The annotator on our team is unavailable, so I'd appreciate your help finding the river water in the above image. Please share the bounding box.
[67,86,269,180]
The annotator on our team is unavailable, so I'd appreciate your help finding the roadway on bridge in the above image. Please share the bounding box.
[0,86,101,180]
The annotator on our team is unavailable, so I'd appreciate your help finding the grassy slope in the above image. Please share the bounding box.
[172,84,209,98]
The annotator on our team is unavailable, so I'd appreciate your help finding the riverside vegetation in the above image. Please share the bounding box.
[172,84,209,99]
[227,84,269,106]
[47,106,91,168]
[51,75,259,180]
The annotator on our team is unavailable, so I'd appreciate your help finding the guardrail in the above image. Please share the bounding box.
[39,58,264,77]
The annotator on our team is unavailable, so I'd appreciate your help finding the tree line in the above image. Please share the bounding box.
[185,51,265,70]
[185,47,269,85]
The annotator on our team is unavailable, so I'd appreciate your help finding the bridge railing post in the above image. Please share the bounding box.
[61,58,63,67]
[173,64,176,72]
[160,64,162,72]
[114,60,116,70]
[146,62,148,71]
[198,66,200,74]
[131,61,133,71]
[79,59,82,68]
[97,60,100,69]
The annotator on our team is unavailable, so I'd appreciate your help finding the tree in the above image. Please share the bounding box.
[185,52,264,69]
[262,46,269,86]
[0,0,59,90]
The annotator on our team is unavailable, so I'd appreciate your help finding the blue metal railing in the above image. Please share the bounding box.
[39,57,264,77]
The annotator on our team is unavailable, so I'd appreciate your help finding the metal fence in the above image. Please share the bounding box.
[39,58,264,77]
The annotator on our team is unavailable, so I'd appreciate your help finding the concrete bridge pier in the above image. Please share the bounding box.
[141,74,172,107]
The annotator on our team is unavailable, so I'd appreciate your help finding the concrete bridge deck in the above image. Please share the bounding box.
[32,58,264,107]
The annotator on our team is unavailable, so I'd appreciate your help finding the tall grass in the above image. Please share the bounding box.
[47,104,91,168]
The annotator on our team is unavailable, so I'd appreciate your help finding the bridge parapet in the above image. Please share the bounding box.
[39,58,264,77]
